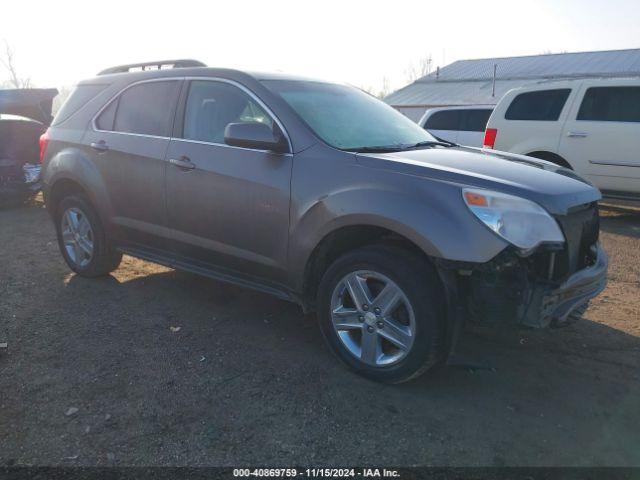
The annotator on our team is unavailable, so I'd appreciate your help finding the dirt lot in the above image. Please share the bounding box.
[1,198,639,467]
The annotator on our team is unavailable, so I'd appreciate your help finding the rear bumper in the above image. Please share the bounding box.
[522,244,608,327]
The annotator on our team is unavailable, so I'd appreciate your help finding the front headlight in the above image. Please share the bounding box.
[462,188,564,251]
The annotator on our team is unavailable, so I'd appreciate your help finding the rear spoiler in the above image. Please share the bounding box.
[0,88,59,125]
[97,59,206,75]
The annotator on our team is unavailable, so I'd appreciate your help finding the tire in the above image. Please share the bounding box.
[54,195,122,277]
[317,244,445,384]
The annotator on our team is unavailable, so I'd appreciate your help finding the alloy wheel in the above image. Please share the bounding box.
[330,270,416,367]
[60,207,94,268]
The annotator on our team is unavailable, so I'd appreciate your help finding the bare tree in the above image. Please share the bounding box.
[1,40,31,88]
[404,54,433,83]
[377,76,391,99]
[359,76,392,100]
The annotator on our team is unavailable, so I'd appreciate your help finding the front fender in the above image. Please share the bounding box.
[288,183,509,291]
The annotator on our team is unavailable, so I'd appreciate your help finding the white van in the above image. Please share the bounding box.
[484,78,640,200]
[418,105,493,147]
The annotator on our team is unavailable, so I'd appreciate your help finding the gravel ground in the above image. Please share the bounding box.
[1,198,639,467]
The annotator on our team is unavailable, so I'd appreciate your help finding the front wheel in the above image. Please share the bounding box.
[317,245,445,384]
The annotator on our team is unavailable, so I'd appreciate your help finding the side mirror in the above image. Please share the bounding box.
[224,122,289,154]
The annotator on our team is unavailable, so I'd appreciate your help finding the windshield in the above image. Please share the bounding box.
[261,80,437,150]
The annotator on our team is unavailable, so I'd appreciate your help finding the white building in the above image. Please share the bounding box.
[384,48,640,121]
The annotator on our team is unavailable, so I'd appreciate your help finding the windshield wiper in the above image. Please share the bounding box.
[343,145,406,153]
[344,139,458,153]
[407,140,458,149]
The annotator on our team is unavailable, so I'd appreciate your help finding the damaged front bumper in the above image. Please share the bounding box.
[442,241,609,330]
[521,244,608,327]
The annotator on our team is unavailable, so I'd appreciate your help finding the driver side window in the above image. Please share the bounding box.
[182,81,273,144]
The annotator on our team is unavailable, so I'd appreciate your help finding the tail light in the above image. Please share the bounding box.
[39,129,50,164]
[483,128,497,149]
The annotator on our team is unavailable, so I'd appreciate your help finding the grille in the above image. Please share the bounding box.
[554,202,600,278]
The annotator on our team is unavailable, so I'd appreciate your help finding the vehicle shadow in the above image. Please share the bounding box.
[5,202,639,465]
[54,266,640,465]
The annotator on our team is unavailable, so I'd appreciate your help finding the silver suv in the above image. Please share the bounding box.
[41,60,608,383]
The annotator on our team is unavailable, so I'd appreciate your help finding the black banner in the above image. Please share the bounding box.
[0,468,638,480]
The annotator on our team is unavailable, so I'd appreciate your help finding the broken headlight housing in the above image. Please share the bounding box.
[462,188,564,252]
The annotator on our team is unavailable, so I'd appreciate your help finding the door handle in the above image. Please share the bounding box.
[567,131,588,138]
[169,156,196,171]
[90,140,109,152]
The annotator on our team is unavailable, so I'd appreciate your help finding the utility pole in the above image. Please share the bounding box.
[492,64,497,97]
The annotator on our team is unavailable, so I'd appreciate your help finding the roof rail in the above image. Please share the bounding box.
[97,59,206,76]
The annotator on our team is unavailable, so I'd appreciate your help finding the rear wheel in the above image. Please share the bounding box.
[317,245,445,383]
[55,195,122,277]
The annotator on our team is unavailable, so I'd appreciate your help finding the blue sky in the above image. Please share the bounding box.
[3,0,640,91]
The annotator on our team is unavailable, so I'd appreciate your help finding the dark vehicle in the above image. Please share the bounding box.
[41,60,607,383]
[0,88,58,202]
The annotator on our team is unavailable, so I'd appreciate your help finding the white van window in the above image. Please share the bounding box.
[425,110,459,130]
[505,89,571,121]
[577,87,640,123]
[459,109,492,132]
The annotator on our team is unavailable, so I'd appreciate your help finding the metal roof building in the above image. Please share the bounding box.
[384,48,640,121]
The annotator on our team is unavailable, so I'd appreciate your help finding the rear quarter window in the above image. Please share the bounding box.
[505,89,571,121]
[51,84,108,126]
[95,100,117,131]
[577,86,640,123]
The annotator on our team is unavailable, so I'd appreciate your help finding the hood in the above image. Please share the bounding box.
[0,88,59,125]
[356,146,601,216]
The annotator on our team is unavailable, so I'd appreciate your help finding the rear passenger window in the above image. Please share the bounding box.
[182,80,273,144]
[459,109,493,132]
[505,89,571,121]
[577,87,640,122]
[424,110,460,130]
[106,81,179,136]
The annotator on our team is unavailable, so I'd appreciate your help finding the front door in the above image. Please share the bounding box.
[559,83,640,196]
[84,79,181,246]
[165,79,292,284]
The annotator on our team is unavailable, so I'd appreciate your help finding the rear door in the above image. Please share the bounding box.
[456,109,493,147]
[558,82,640,195]
[423,110,460,143]
[164,79,292,284]
[83,79,182,247]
